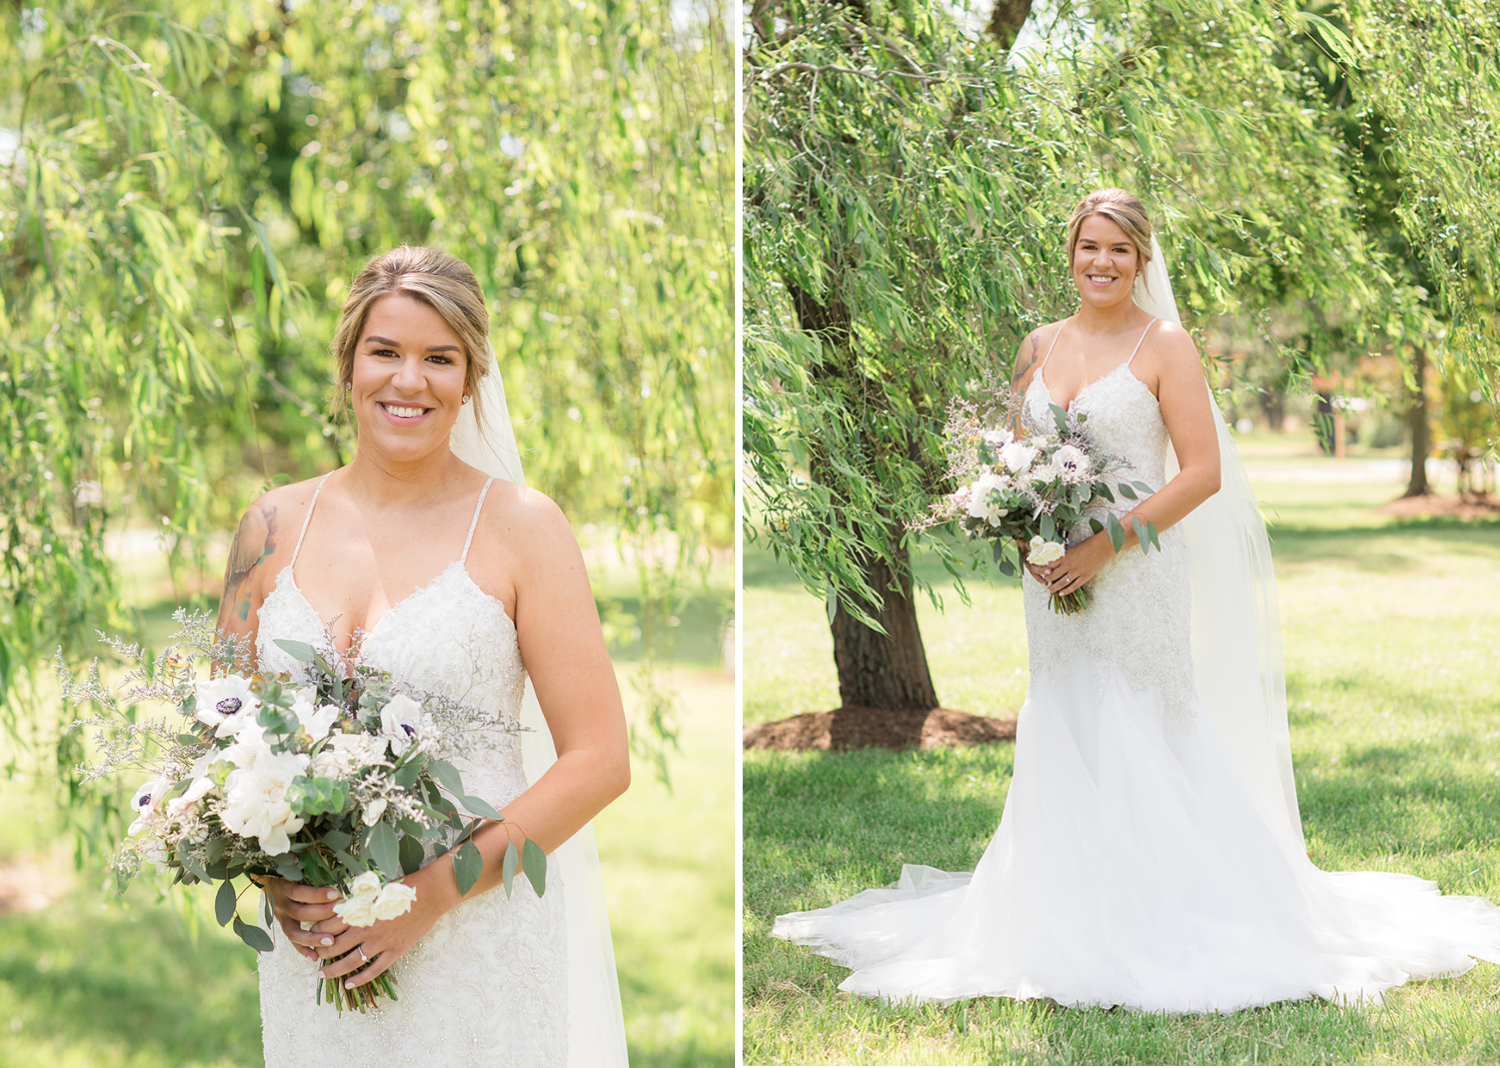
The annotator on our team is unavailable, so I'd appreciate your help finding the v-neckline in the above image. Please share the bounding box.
[275,559,513,648]
[1035,361,1144,413]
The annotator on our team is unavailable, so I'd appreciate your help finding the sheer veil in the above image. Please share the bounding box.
[449,349,630,1067]
[1133,237,1306,857]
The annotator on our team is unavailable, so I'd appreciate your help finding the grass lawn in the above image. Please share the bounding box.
[0,643,734,1066]
[743,436,1500,1066]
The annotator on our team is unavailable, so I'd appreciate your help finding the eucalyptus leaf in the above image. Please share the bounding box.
[398,833,425,877]
[453,840,483,897]
[522,839,547,897]
[272,639,318,663]
[215,876,238,927]
[502,841,520,897]
[367,822,401,880]
[232,917,274,953]
[426,759,465,797]
[1107,514,1127,553]
[462,795,504,821]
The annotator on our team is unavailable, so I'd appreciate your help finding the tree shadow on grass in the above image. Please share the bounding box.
[1268,520,1500,569]
[0,888,261,1066]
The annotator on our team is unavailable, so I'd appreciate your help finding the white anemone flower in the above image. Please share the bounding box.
[193,675,260,738]
[1054,444,1091,483]
[166,777,216,819]
[380,694,428,757]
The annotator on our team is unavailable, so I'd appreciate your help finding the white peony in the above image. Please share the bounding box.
[1054,444,1091,483]
[193,676,261,738]
[1000,441,1040,473]
[1027,536,1067,567]
[379,694,427,758]
[218,749,309,856]
[219,717,273,771]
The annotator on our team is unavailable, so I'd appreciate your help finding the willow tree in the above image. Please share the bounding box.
[1,0,731,837]
[743,0,1496,720]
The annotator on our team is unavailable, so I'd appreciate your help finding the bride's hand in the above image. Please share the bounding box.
[257,876,351,963]
[1039,534,1113,597]
[311,865,456,988]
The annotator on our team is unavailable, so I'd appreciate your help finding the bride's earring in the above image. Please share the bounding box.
[461,394,471,405]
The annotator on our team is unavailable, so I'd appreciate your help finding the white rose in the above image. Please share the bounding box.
[1031,461,1061,484]
[1000,442,1039,473]
[372,881,418,921]
[334,896,379,927]
[218,749,309,856]
[193,676,260,738]
[1027,536,1067,567]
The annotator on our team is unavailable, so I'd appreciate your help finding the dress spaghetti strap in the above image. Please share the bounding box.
[1125,318,1158,368]
[1037,317,1070,372]
[460,477,496,565]
[290,472,334,567]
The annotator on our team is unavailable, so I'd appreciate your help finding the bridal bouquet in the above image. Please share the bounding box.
[58,610,545,1013]
[923,392,1160,613]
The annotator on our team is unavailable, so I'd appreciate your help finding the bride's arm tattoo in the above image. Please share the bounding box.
[219,502,277,628]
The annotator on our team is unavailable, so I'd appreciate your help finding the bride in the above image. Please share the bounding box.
[216,246,631,1065]
[771,188,1500,1013]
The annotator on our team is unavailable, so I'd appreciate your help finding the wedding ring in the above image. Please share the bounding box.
[358,946,368,963]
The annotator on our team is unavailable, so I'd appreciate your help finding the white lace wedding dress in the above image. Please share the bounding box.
[255,475,570,1065]
[772,325,1500,1013]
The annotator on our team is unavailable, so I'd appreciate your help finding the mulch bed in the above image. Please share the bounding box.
[743,706,1018,752]
[1376,493,1500,520]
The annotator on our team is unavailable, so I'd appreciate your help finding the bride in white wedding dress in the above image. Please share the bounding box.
[216,246,631,1065]
[771,188,1500,1013]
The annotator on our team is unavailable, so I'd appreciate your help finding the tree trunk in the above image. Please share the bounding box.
[829,542,940,711]
[789,279,940,713]
[986,0,1034,51]
[1403,343,1432,497]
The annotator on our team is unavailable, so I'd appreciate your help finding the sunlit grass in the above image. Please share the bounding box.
[743,439,1500,1065]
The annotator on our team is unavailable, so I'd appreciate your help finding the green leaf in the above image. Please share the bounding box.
[398,833,425,877]
[522,839,547,897]
[825,587,838,625]
[276,861,304,881]
[1096,483,1115,504]
[176,732,201,745]
[453,840,483,896]
[232,917,274,953]
[1132,515,1150,551]
[1107,514,1127,553]
[426,759,465,797]
[462,795,503,821]
[502,840,520,897]
[215,876,238,927]
[392,760,421,789]
[1040,513,1055,540]
[1117,482,1138,501]
[263,890,274,928]
[366,822,401,880]
[272,639,318,663]
[114,865,133,897]
[997,557,1016,577]
[1088,518,1105,535]
[176,842,209,883]
[321,829,352,851]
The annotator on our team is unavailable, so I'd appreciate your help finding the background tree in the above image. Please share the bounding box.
[1,0,732,850]
[743,0,1500,725]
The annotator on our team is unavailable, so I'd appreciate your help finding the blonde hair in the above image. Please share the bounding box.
[1065,188,1154,277]
[331,246,493,424]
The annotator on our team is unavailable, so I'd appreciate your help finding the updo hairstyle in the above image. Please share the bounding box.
[1065,188,1154,281]
[331,246,493,424]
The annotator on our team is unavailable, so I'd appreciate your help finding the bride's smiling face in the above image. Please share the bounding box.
[349,294,469,459]
[1071,215,1140,307]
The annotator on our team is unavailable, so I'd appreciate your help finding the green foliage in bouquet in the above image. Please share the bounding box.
[922,392,1159,614]
[59,610,542,1012]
